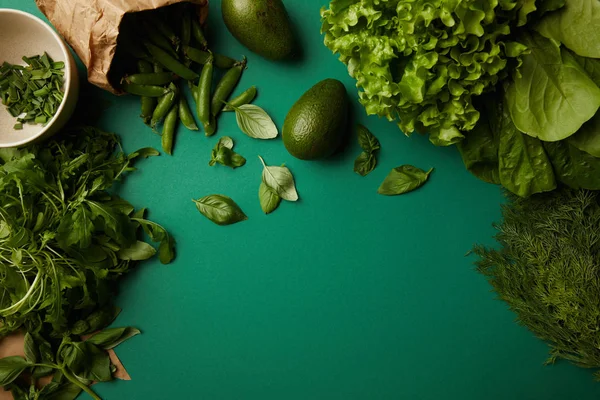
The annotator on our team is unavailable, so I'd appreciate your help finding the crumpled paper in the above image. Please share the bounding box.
[35,0,209,94]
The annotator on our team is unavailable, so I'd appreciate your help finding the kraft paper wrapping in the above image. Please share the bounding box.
[34,0,209,94]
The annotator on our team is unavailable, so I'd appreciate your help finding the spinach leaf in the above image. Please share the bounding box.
[232,104,278,139]
[357,124,380,153]
[378,165,433,196]
[535,0,600,58]
[193,195,248,226]
[259,182,281,214]
[87,327,140,350]
[567,112,600,157]
[570,52,600,85]
[209,136,246,169]
[117,240,157,261]
[505,33,600,142]
[354,152,377,177]
[259,156,299,201]
[498,104,557,197]
[544,140,600,189]
[0,357,31,386]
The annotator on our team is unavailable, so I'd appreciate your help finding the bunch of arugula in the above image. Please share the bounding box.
[0,126,175,398]
[475,188,600,379]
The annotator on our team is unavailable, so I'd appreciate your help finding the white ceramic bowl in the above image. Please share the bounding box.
[0,9,79,148]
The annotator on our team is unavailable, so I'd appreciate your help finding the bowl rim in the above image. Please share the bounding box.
[0,8,74,147]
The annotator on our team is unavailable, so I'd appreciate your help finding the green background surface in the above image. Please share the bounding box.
[3,0,600,399]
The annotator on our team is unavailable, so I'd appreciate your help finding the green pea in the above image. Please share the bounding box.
[126,72,177,86]
[197,55,213,133]
[162,103,179,155]
[151,83,179,128]
[211,58,247,117]
[122,82,169,97]
[183,45,237,69]
[143,22,179,59]
[223,86,258,111]
[179,96,198,131]
[145,42,198,81]
[137,60,157,124]
[181,11,191,48]
[191,18,208,49]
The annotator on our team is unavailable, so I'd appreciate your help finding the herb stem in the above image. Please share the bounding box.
[62,368,102,400]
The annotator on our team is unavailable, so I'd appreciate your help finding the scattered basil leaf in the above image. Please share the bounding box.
[259,182,281,214]
[117,240,157,260]
[354,151,376,176]
[87,327,141,350]
[357,124,380,153]
[232,104,278,139]
[378,165,433,196]
[43,382,81,400]
[193,195,248,226]
[258,156,299,201]
[0,357,31,386]
[217,136,234,150]
[209,136,246,169]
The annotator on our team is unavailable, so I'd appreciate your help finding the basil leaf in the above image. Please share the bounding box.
[0,356,31,386]
[44,382,81,400]
[87,327,140,350]
[193,195,248,226]
[357,124,380,153]
[234,104,278,139]
[158,234,176,264]
[117,240,156,261]
[209,136,246,168]
[217,136,234,150]
[24,332,38,363]
[378,165,433,196]
[259,182,281,214]
[354,152,376,176]
[258,156,299,201]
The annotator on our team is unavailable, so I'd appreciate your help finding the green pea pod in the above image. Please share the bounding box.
[181,11,191,47]
[138,60,157,124]
[148,13,179,47]
[145,42,198,81]
[223,86,257,111]
[179,96,198,131]
[143,22,179,59]
[152,83,179,128]
[183,45,237,69]
[126,72,177,86]
[191,18,208,49]
[197,55,213,131]
[211,58,247,117]
[122,82,169,97]
[153,63,164,73]
[162,103,179,155]
[188,81,199,104]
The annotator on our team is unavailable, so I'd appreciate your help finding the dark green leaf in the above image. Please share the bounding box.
[23,332,38,364]
[117,240,156,261]
[44,383,82,400]
[544,140,600,190]
[357,124,380,153]
[158,234,176,264]
[87,327,141,350]
[65,342,112,382]
[0,357,31,385]
[193,195,248,226]
[209,137,246,169]
[259,182,281,214]
[353,152,377,177]
[567,112,600,157]
[377,165,433,196]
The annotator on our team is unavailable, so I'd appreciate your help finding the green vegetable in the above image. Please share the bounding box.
[354,124,380,176]
[122,82,168,97]
[193,195,248,226]
[191,18,208,49]
[197,55,214,135]
[178,96,198,131]
[209,136,246,168]
[230,104,278,139]
[143,21,179,59]
[0,126,174,338]
[258,182,281,214]
[125,72,176,86]
[543,140,600,190]
[87,327,141,350]
[258,156,299,201]
[183,45,238,69]
[137,60,157,125]
[378,165,433,196]
[474,188,600,379]
[223,86,258,111]
[211,58,247,117]
[162,103,179,155]
[567,112,600,156]
[144,42,198,81]
[0,53,65,129]
[505,33,600,142]
[180,10,192,48]
[151,83,178,128]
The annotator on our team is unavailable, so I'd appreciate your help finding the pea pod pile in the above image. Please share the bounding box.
[116,4,254,155]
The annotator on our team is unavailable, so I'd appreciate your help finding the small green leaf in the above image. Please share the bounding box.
[353,152,376,176]
[24,332,38,364]
[193,195,248,226]
[158,234,176,264]
[378,165,433,196]
[258,156,299,201]
[209,137,246,169]
[44,382,82,400]
[233,104,278,139]
[87,327,141,350]
[217,136,234,150]
[0,356,31,386]
[117,240,156,261]
[259,182,281,214]
[357,124,380,153]
[128,147,160,160]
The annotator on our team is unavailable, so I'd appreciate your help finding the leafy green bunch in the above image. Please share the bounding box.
[0,126,174,338]
[321,0,535,145]
[475,188,600,378]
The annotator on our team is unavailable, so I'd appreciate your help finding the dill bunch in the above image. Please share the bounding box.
[475,188,600,378]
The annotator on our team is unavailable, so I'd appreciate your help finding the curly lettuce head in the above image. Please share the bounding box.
[321,0,532,146]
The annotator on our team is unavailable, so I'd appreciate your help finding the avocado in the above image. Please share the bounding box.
[283,79,348,160]
[221,0,295,61]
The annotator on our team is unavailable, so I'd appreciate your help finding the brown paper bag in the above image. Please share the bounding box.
[35,0,209,94]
